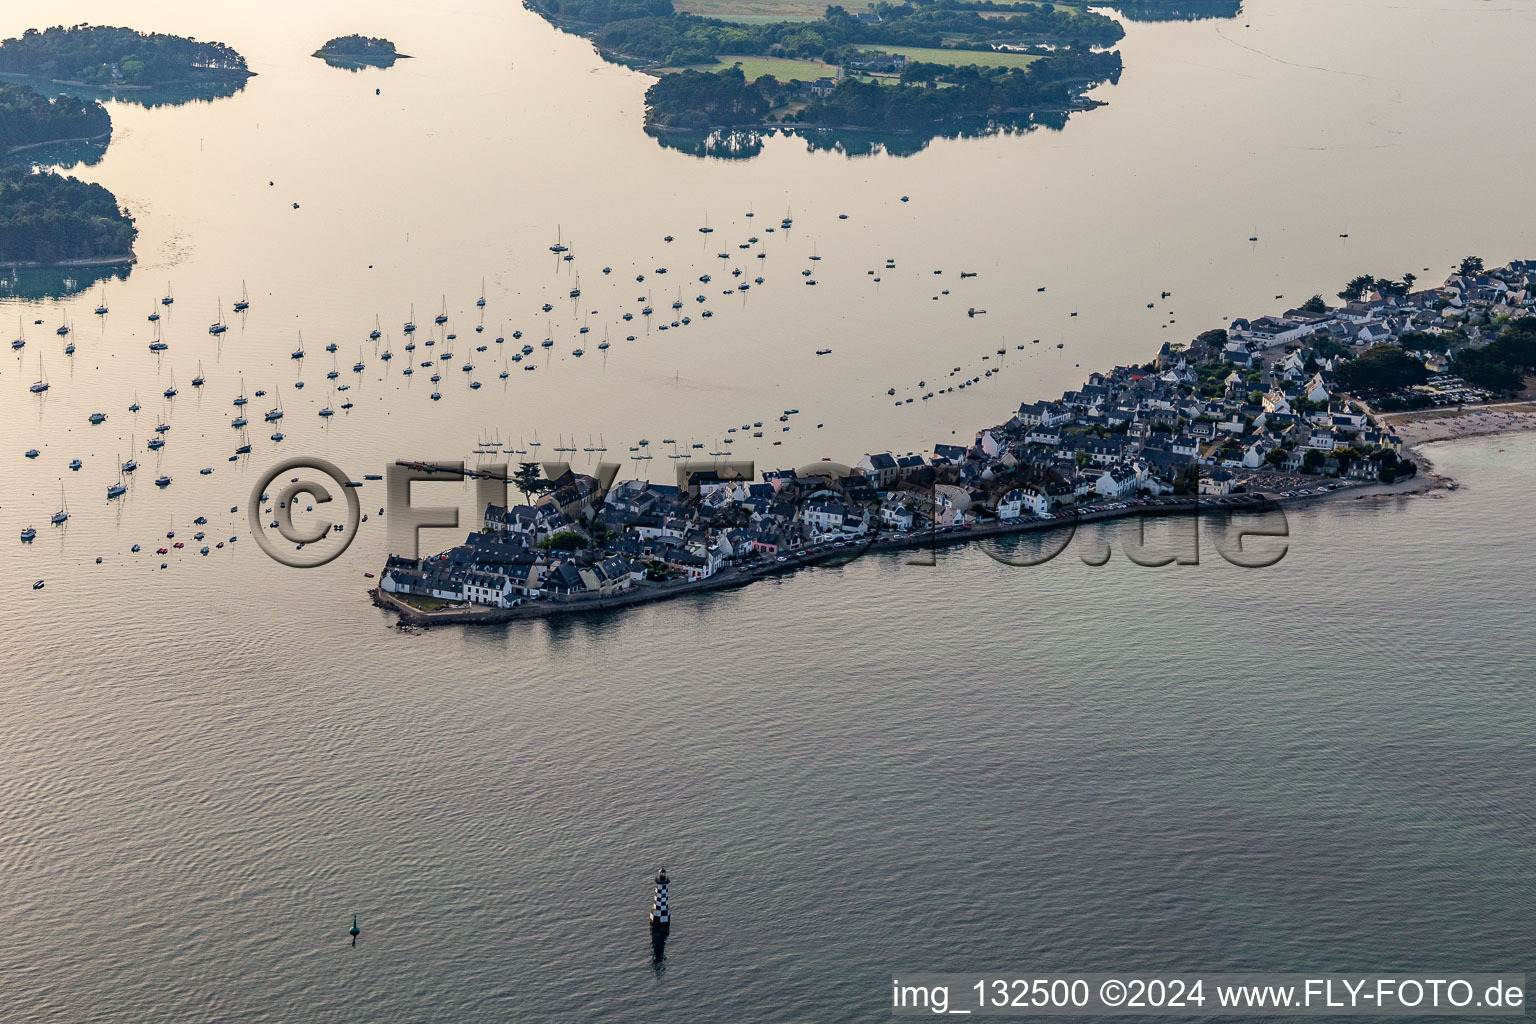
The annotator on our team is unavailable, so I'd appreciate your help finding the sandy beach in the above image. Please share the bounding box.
[1378,401,1536,477]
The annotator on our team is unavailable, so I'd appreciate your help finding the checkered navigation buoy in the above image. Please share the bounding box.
[649,868,670,932]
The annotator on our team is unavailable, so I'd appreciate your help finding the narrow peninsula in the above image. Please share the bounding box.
[0,24,252,88]
[376,258,1536,626]
[0,81,111,155]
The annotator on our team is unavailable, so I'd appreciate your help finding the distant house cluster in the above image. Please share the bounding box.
[382,263,1536,610]
[1216,259,1536,399]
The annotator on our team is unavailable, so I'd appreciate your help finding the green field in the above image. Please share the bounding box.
[670,54,834,82]
[705,13,821,23]
[979,3,1081,14]
[674,0,841,18]
[865,45,1041,69]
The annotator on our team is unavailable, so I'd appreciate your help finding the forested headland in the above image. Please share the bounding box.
[0,81,111,153]
[0,25,251,87]
[0,166,136,266]
[0,79,133,266]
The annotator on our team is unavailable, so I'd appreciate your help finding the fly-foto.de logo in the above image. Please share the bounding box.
[249,456,1289,571]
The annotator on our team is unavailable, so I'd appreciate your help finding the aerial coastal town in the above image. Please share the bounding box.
[377,258,1536,619]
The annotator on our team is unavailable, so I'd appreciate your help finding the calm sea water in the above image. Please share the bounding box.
[2,0,1533,1019]
[3,435,1533,1022]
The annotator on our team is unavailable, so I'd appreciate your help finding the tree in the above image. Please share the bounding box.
[1298,294,1327,314]
[1458,256,1484,277]
[1337,275,1376,302]
[1302,448,1324,472]
[1265,446,1289,467]
[1334,345,1429,396]
[513,462,551,504]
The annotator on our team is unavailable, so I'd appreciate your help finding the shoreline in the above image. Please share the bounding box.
[4,131,112,155]
[371,407,1536,630]
[312,50,412,61]
[373,472,1440,628]
[3,252,136,269]
[1379,401,1536,481]
[371,404,1536,629]
[644,103,1100,138]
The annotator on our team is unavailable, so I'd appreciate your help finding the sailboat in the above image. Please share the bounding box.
[29,354,48,393]
[108,461,127,498]
[192,361,205,387]
[94,286,109,315]
[163,373,177,399]
[162,282,174,306]
[380,335,393,361]
[51,483,69,524]
[319,390,335,417]
[265,389,284,422]
[234,281,250,312]
[10,317,23,350]
[233,377,248,406]
[476,277,486,307]
[549,226,568,253]
[435,296,448,325]
[370,315,382,341]
[56,314,70,336]
[403,304,416,334]
[123,441,137,474]
[147,301,160,323]
[209,299,227,335]
[353,347,365,373]
[569,273,581,299]
[698,213,713,234]
[598,327,610,351]
[149,322,167,351]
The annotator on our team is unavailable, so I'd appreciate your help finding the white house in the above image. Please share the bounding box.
[998,486,1049,518]
[1200,469,1235,496]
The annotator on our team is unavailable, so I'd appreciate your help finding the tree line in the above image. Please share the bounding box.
[0,25,250,86]
[315,35,403,58]
[1336,319,1536,400]
[0,81,111,153]
[0,165,136,264]
[645,49,1119,132]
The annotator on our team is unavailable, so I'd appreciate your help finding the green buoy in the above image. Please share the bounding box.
[349,915,360,943]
